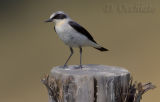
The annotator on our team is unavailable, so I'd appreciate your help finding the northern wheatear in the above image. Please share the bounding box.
[45,11,108,68]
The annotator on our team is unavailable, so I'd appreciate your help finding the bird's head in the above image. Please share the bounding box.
[45,11,69,23]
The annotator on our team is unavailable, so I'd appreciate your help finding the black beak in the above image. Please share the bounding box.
[45,19,53,22]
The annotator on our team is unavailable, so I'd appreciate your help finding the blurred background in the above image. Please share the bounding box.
[0,0,159,102]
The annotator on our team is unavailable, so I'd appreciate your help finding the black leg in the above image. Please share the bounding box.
[63,47,73,68]
[79,47,82,69]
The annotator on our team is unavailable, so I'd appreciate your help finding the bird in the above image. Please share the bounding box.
[45,11,109,69]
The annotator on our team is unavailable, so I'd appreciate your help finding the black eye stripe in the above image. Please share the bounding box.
[53,14,67,19]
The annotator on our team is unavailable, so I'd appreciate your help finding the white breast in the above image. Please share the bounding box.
[55,20,96,47]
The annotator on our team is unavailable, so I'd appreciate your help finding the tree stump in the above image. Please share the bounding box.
[42,64,130,102]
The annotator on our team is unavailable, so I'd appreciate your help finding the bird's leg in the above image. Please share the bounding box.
[79,47,83,69]
[63,47,73,68]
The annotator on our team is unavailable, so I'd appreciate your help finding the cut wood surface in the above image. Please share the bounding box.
[43,64,130,102]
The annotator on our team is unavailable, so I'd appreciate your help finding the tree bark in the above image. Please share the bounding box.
[42,64,130,102]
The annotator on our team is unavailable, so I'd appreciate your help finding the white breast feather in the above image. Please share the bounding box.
[55,20,97,47]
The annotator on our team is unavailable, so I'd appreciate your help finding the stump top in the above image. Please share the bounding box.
[51,64,129,77]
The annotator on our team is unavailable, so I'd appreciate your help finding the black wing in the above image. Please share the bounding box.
[69,21,97,43]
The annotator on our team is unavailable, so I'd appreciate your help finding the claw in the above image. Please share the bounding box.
[63,65,68,68]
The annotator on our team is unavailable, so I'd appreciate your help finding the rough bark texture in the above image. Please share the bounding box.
[42,64,130,102]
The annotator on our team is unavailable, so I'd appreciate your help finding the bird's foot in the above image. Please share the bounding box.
[79,65,83,69]
[74,65,83,69]
[62,65,68,69]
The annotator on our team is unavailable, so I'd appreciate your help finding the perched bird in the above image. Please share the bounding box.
[45,11,108,68]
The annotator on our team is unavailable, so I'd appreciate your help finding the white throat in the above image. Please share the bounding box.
[54,19,68,27]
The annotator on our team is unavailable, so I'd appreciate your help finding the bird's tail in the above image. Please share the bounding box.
[90,42,109,51]
[94,46,109,51]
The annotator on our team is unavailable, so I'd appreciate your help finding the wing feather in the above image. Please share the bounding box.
[69,21,97,43]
